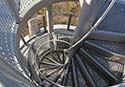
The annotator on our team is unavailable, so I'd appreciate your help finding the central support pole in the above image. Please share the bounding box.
[68,0,105,57]
[73,0,105,43]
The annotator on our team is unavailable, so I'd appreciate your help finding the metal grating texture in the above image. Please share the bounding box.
[82,47,124,87]
[19,0,34,13]
[88,40,125,56]
[97,0,125,33]
[91,0,125,56]
[0,56,35,87]
[14,0,20,11]
[0,0,23,72]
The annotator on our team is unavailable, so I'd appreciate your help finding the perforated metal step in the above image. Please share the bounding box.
[98,0,125,33]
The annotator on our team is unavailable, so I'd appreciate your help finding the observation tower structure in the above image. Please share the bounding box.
[0,0,125,87]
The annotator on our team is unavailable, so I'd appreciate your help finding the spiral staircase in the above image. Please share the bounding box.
[0,0,125,87]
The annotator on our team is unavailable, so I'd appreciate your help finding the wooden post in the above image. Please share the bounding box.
[28,17,40,36]
[46,4,53,34]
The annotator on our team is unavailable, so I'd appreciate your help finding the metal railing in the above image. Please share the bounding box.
[19,11,76,49]
[27,32,72,86]
[0,0,21,71]
[0,0,125,87]
[0,0,16,32]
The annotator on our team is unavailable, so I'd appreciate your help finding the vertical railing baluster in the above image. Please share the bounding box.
[21,34,27,45]
[67,13,73,31]
[20,0,22,13]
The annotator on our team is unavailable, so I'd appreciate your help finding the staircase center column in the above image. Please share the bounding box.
[68,0,105,57]
[73,0,105,43]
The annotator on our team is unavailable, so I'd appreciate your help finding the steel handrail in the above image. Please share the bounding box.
[65,0,116,52]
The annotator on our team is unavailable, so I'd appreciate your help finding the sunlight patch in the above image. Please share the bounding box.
[0,82,5,87]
